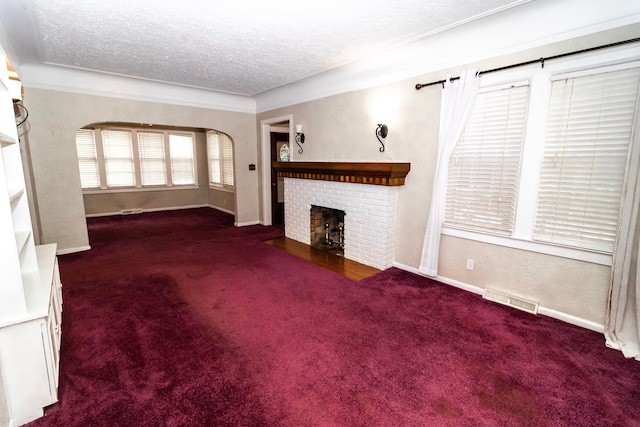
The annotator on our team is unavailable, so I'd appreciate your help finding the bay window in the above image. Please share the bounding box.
[75,127,197,191]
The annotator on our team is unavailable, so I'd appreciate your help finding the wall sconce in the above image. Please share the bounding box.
[295,124,305,154]
[376,124,388,152]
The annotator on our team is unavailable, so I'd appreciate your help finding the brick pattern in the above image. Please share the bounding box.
[284,178,398,270]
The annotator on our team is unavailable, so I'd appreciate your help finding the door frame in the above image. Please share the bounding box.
[271,131,289,226]
[260,114,294,226]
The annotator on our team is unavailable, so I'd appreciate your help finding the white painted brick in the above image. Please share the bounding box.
[284,179,399,270]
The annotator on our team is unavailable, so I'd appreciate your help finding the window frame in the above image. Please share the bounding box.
[137,130,168,187]
[441,44,640,266]
[77,126,198,193]
[206,130,235,191]
[75,128,101,189]
[444,80,531,236]
[101,128,136,188]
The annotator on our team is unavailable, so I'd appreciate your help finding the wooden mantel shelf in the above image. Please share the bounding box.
[273,162,410,186]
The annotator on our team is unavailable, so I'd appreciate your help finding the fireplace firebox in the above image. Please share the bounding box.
[310,205,345,256]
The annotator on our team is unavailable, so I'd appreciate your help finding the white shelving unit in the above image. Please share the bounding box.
[0,45,62,427]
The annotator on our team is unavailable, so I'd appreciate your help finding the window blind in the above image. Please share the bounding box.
[102,129,135,187]
[207,131,234,188]
[138,131,167,186]
[444,82,530,235]
[75,129,100,188]
[169,133,195,185]
[534,67,640,252]
[207,132,222,185]
[220,134,234,187]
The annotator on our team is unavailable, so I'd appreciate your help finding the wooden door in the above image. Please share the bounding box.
[271,132,289,226]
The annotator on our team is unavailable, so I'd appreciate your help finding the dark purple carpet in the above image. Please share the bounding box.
[27,208,640,426]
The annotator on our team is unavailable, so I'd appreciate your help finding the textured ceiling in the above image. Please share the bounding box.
[6,0,526,96]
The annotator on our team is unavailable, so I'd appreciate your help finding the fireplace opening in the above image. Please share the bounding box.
[310,205,345,256]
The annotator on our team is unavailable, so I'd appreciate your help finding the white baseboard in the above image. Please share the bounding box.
[392,261,604,333]
[144,204,209,213]
[208,204,235,215]
[56,245,91,255]
[86,211,122,218]
[234,220,261,227]
[432,274,485,296]
[537,307,604,333]
[86,204,213,218]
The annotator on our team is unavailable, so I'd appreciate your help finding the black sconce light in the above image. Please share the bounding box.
[376,124,388,152]
[295,124,305,154]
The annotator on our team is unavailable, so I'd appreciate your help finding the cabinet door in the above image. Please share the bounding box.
[42,315,60,394]
[0,320,55,425]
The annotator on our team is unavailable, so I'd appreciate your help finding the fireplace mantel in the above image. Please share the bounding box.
[273,162,410,186]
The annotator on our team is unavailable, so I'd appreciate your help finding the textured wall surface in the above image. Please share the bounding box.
[208,188,235,215]
[439,235,611,326]
[285,178,398,270]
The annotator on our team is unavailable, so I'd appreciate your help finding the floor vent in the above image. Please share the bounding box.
[121,208,143,215]
[483,288,539,315]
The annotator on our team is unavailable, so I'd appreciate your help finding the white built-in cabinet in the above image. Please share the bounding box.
[0,46,62,426]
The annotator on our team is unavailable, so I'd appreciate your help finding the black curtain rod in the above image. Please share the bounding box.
[415,37,640,90]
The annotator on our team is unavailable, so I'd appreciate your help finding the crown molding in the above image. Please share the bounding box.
[21,63,256,114]
[255,0,640,113]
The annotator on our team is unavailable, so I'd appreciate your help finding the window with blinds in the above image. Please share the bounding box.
[102,129,135,187]
[444,82,529,235]
[75,127,197,190]
[442,58,640,260]
[221,136,234,187]
[533,66,640,252]
[169,133,196,185]
[207,131,234,188]
[138,131,167,186]
[208,132,221,184]
[75,128,100,188]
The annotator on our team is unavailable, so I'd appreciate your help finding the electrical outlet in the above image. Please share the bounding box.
[466,259,474,270]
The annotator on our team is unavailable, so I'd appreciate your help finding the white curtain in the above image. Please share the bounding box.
[419,70,481,277]
[605,122,640,360]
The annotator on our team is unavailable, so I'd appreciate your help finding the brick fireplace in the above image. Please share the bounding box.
[274,162,410,270]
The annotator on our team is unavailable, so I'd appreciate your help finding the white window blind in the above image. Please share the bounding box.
[534,67,640,252]
[102,129,135,187]
[169,133,195,185]
[207,132,221,185]
[221,134,234,187]
[138,131,167,186]
[75,128,100,188]
[444,82,530,235]
[207,131,234,188]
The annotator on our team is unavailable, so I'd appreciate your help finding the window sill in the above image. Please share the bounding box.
[208,185,234,193]
[441,227,612,266]
[82,185,199,195]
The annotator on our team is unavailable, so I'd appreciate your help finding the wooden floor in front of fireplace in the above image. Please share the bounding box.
[265,237,380,281]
